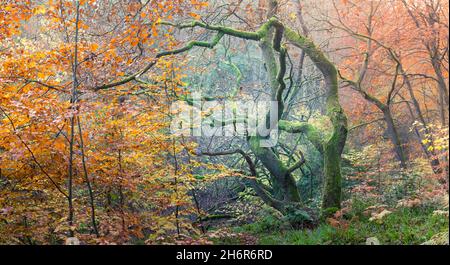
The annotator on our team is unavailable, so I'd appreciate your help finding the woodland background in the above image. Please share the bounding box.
[0,0,448,245]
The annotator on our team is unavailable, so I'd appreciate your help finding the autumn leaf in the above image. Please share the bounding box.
[189,12,201,19]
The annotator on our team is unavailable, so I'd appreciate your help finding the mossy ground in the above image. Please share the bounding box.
[215,205,448,245]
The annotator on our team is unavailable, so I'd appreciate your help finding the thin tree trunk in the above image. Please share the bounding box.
[118,149,126,234]
[400,70,442,173]
[382,106,407,169]
[172,139,181,237]
[77,116,99,237]
[67,0,81,237]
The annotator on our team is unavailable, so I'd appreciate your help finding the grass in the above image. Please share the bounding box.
[230,206,448,245]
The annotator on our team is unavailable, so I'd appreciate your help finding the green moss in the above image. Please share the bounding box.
[321,207,339,219]
[278,121,324,153]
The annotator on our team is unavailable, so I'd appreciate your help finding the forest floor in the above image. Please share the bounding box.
[208,197,449,245]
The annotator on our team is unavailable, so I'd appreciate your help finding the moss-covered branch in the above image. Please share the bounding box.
[275,45,287,119]
[159,20,262,40]
[286,150,306,174]
[157,31,225,57]
[93,31,225,91]
[278,120,324,154]
[222,58,243,97]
